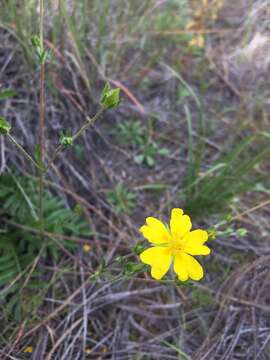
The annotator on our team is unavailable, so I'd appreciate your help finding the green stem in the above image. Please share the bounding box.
[7,134,43,170]
[45,107,105,172]
[39,0,45,241]
[45,144,63,171]
[72,108,105,141]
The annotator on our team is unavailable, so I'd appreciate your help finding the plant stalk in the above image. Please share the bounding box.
[39,0,45,240]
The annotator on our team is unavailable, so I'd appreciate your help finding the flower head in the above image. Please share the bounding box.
[24,346,33,353]
[83,244,92,253]
[139,208,211,281]
[188,34,205,48]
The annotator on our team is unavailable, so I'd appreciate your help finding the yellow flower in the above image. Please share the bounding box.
[188,34,205,48]
[23,346,33,353]
[83,244,92,253]
[139,208,211,281]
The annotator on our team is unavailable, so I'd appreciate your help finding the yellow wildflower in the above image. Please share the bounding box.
[139,208,211,281]
[83,244,92,253]
[189,34,205,48]
[23,346,33,353]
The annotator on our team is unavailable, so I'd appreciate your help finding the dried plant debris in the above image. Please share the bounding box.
[209,1,270,102]
[194,256,270,360]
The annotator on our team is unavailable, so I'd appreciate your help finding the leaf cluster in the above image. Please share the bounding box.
[0,172,92,322]
[117,120,170,167]
[106,183,136,215]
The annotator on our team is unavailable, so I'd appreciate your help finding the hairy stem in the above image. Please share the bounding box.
[73,108,105,141]
[38,0,45,240]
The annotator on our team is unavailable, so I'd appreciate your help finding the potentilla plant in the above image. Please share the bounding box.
[0,0,214,291]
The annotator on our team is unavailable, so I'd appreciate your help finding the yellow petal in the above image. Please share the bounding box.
[182,230,211,255]
[170,208,192,240]
[174,253,189,281]
[171,208,184,217]
[145,217,168,232]
[140,246,172,280]
[151,265,169,280]
[184,253,204,280]
[140,217,171,244]
[174,252,204,281]
[184,245,211,255]
[183,229,208,244]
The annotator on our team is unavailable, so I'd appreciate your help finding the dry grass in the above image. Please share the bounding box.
[0,0,270,359]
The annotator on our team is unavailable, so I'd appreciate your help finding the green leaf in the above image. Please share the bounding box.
[146,156,155,167]
[34,144,42,167]
[134,154,144,164]
[0,90,17,101]
[74,203,83,215]
[0,171,93,322]
[158,147,170,156]
[31,34,50,65]
[100,82,110,102]
[132,242,146,255]
[31,34,42,49]
[135,183,167,191]
[0,117,11,134]
[123,261,147,275]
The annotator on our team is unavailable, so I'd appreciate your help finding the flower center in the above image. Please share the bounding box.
[170,237,184,254]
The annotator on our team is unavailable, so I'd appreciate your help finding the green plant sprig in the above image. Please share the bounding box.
[45,82,119,171]
[45,107,105,172]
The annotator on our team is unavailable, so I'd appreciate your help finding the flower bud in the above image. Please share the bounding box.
[0,117,11,134]
[60,135,73,147]
[237,228,248,237]
[100,82,120,109]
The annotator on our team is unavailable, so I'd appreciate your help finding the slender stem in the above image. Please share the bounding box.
[7,134,43,170]
[72,108,104,141]
[39,0,45,240]
[45,144,63,171]
[45,107,105,172]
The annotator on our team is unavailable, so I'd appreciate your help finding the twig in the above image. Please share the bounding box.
[231,199,270,221]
